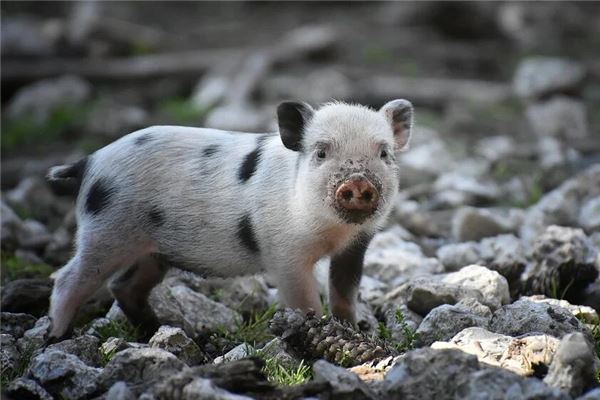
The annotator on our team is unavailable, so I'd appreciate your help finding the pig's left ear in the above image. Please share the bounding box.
[380,99,413,152]
[277,101,314,152]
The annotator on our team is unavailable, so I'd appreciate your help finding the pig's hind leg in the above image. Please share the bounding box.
[48,229,155,339]
[109,254,169,339]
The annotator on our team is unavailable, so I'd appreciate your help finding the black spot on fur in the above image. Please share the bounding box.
[237,214,259,253]
[135,134,152,146]
[86,179,115,215]
[203,144,220,157]
[47,157,88,196]
[148,207,165,226]
[238,136,268,182]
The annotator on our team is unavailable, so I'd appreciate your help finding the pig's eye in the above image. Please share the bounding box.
[380,149,388,159]
[317,149,327,159]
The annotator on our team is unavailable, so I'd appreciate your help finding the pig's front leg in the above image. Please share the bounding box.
[275,258,323,317]
[329,234,372,325]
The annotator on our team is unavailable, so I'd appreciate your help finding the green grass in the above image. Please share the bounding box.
[94,319,140,343]
[214,303,278,347]
[1,253,54,282]
[378,309,420,353]
[0,342,37,388]
[159,97,210,125]
[1,103,92,151]
[247,346,312,386]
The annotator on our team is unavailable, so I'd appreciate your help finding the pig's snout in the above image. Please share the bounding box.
[335,176,379,212]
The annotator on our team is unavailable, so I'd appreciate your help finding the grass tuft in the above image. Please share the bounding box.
[1,254,54,283]
[94,319,140,343]
[214,303,278,347]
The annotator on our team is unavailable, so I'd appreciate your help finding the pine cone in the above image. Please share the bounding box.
[269,309,397,367]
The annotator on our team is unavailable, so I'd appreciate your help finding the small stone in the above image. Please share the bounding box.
[522,225,599,304]
[17,316,51,352]
[1,278,52,317]
[96,347,188,395]
[149,326,205,366]
[442,265,511,310]
[524,295,598,323]
[6,377,53,400]
[489,298,586,339]
[404,278,486,317]
[16,219,52,250]
[259,338,301,370]
[451,207,524,242]
[0,312,37,338]
[213,343,254,364]
[28,349,101,400]
[526,96,588,140]
[6,75,92,124]
[513,57,585,99]
[544,332,597,397]
[312,359,376,399]
[416,304,490,346]
[46,335,101,367]
[579,196,600,233]
[432,172,501,208]
[105,381,136,400]
[349,355,401,382]
[180,377,255,400]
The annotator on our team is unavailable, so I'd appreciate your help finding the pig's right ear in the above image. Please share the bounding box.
[277,101,314,152]
[380,99,413,152]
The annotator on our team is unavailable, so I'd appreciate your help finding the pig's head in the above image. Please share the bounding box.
[277,100,413,226]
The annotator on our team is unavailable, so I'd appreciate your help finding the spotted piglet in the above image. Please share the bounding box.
[46,99,414,339]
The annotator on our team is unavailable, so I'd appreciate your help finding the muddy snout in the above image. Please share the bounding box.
[335,175,380,213]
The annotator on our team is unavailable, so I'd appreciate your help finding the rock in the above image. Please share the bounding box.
[403,278,486,317]
[416,304,490,346]
[100,337,134,360]
[348,355,401,383]
[437,235,527,288]
[186,274,271,319]
[1,334,20,376]
[524,295,598,323]
[43,225,74,265]
[432,327,560,376]
[96,348,188,395]
[1,278,52,317]
[46,335,101,367]
[579,196,600,233]
[544,332,598,397]
[5,377,53,400]
[457,368,569,400]
[522,225,599,304]
[85,99,149,139]
[364,227,443,285]
[578,388,600,399]
[16,219,53,250]
[442,265,511,310]
[179,377,255,400]
[312,359,376,399]
[359,275,388,304]
[1,200,23,249]
[148,326,205,366]
[205,103,270,132]
[475,135,517,163]
[0,312,37,338]
[489,298,586,339]
[18,316,51,352]
[520,164,600,247]
[526,96,589,140]
[1,17,61,57]
[259,337,301,370]
[149,279,242,338]
[431,172,501,208]
[213,343,254,365]
[455,298,493,319]
[513,57,585,99]
[382,348,482,398]
[392,200,453,238]
[105,381,136,400]
[28,349,101,399]
[451,207,524,242]
[6,75,92,124]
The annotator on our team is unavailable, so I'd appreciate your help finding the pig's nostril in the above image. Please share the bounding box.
[341,190,353,201]
[362,190,373,202]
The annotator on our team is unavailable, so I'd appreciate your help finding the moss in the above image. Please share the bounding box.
[94,319,140,343]
[1,103,92,151]
[0,253,54,283]
[159,97,211,125]
[213,303,278,347]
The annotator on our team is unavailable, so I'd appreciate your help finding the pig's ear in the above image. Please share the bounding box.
[380,99,413,152]
[277,101,314,152]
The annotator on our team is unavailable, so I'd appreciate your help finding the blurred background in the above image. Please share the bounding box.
[1,1,599,276]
